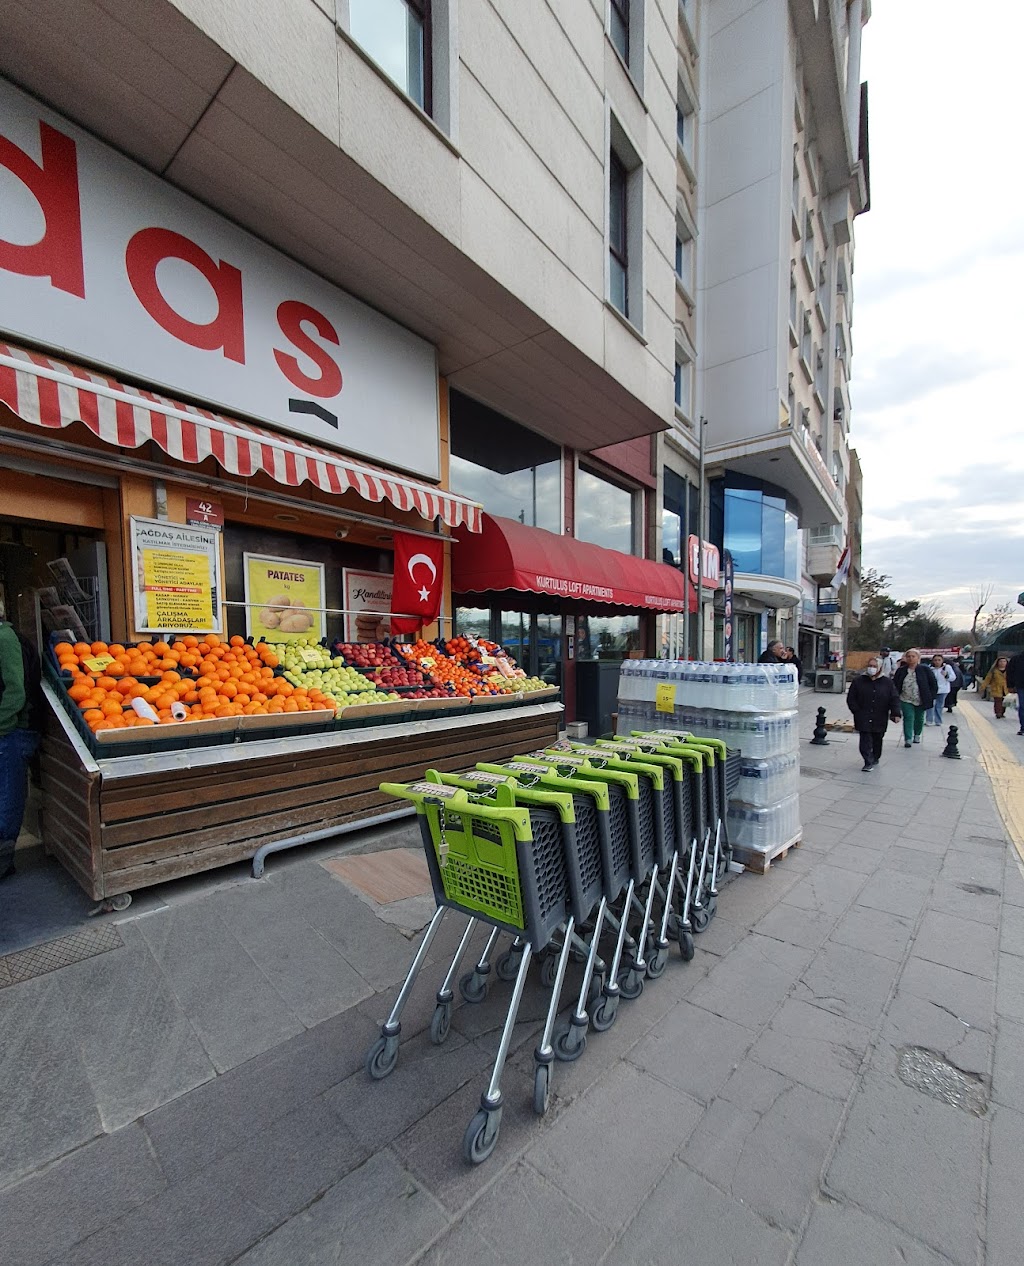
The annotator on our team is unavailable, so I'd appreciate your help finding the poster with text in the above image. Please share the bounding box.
[130,517,221,633]
[244,554,326,643]
[342,569,393,643]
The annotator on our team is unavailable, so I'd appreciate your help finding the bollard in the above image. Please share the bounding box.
[810,706,830,745]
[941,725,962,760]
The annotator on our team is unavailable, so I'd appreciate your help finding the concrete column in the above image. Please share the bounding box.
[845,0,864,152]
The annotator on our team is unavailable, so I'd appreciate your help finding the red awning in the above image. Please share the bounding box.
[0,342,482,532]
[454,514,695,612]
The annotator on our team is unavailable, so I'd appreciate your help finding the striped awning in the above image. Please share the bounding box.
[0,342,482,532]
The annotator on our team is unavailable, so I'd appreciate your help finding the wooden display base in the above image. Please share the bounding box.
[733,832,802,876]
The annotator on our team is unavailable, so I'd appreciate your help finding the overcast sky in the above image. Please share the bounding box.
[853,0,1024,631]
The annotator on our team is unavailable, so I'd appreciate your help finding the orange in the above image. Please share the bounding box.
[206,633,221,647]
[107,645,126,658]
[100,700,122,717]
[96,676,117,691]
[73,642,92,656]
[160,671,181,684]
[90,641,108,656]
[82,708,104,722]
[136,717,155,726]
[214,705,233,718]
[53,642,74,657]
[152,641,170,656]
[68,683,91,702]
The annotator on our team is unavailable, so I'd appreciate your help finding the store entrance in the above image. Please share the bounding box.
[0,519,110,647]
[456,608,563,685]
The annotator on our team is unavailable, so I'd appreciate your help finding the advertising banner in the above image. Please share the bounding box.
[130,517,221,633]
[244,554,325,643]
[723,549,735,662]
[342,569,393,643]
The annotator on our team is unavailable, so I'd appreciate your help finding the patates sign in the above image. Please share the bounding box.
[0,80,440,479]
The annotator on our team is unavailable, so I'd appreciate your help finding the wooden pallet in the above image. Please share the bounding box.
[733,832,802,876]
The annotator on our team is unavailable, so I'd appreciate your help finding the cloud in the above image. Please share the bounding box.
[852,347,1005,416]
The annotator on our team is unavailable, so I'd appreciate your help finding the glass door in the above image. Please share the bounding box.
[535,613,562,685]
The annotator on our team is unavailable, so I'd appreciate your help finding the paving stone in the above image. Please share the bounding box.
[1003,859,1024,907]
[910,909,999,981]
[686,933,814,1030]
[416,1220,502,1266]
[603,1161,792,1266]
[858,821,915,846]
[231,1150,449,1266]
[998,908,1024,968]
[874,990,992,1081]
[753,902,837,950]
[856,871,932,919]
[992,1016,1024,1109]
[987,1106,1024,1266]
[54,922,214,1132]
[828,904,916,963]
[0,1124,165,1266]
[718,1058,790,1113]
[136,899,304,1073]
[899,820,956,847]
[939,849,1004,894]
[690,913,747,957]
[751,997,870,1100]
[995,951,1024,1023]
[820,841,883,874]
[628,1000,753,1103]
[926,878,1001,928]
[898,957,996,1032]
[878,844,944,880]
[143,1004,379,1184]
[325,1031,490,1150]
[454,1160,612,1266]
[826,1072,984,1266]
[0,974,101,1190]
[795,940,899,1028]
[796,1199,955,1265]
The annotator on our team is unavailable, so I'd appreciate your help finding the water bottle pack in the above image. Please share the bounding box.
[734,752,800,807]
[618,660,799,713]
[726,794,801,853]
[615,702,798,758]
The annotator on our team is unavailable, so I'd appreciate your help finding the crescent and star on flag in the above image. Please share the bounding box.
[408,552,437,603]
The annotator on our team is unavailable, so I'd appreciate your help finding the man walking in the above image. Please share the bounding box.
[878,646,900,678]
[1007,650,1024,736]
[0,605,41,882]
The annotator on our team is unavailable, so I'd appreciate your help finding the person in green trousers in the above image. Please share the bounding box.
[892,648,938,749]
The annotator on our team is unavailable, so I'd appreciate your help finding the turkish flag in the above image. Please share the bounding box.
[390,532,445,634]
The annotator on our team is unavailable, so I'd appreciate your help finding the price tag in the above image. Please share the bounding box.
[82,654,115,673]
[299,648,323,665]
[655,683,677,714]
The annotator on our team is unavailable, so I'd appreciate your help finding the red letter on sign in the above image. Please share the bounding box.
[125,227,245,363]
[273,301,343,399]
[0,122,85,298]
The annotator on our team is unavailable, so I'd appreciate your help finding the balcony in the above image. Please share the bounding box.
[707,426,843,528]
[807,540,841,581]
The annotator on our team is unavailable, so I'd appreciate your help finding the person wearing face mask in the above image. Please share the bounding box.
[847,656,902,771]
[893,649,939,748]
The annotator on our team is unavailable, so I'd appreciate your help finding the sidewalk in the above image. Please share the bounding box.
[2,689,1023,1265]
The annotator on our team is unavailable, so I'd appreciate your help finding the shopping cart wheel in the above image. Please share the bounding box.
[429,1001,452,1046]
[539,953,559,989]
[365,1033,400,1080]
[590,994,618,1032]
[463,1107,502,1165]
[459,970,488,1005]
[496,949,522,983]
[587,972,605,1010]
[617,966,644,1000]
[553,1023,587,1062]
[646,944,668,979]
[533,1063,551,1115]
[677,927,695,961]
[691,905,711,933]
[706,893,719,922]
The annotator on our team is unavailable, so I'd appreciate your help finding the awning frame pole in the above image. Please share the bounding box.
[697,415,707,661]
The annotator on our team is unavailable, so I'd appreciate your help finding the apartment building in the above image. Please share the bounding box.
[658,0,870,667]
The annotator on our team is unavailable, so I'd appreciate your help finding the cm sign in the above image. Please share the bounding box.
[0,79,440,479]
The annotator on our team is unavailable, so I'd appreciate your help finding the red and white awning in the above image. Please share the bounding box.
[0,342,482,532]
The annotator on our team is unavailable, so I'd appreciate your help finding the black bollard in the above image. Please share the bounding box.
[810,706,830,745]
[941,725,962,760]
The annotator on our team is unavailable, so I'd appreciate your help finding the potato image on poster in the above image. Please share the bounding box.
[244,555,325,643]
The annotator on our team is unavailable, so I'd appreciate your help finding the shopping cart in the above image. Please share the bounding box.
[365,778,568,1162]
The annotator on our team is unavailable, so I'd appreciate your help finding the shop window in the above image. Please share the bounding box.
[453,606,492,640]
[575,613,640,661]
[448,390,561,532]
[576,467,636,555]
[662,506,682,568]
[714,478,799,583]
[348,0,431,114]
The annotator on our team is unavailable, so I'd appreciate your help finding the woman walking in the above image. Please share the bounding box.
[893,649,938,748]
[981,656,1010,719]
[928,654,956,727]
[847,657,902,771]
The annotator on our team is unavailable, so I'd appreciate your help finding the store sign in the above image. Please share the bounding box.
[130,516,222,633]
[722,549,735,662]
[342,568,393,643]
[185,498,224,528]
[244,554,326,643]
[0,79,440,478]
[687,537,721,590]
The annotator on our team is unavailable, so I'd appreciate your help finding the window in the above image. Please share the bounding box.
[349,0,430,113]
[609,152,629,318]
[711,479,799,581]
[800,306,812,371]
[610,0,630,64]
[576,467,636,554]
[675,227,694,295]
[676,85,695,167]
[674,356,692,416]
[789,265,797,329]
[809,524,840,545]
[786,378,796,427]
[815,346,826,402]
[676,107,686,150]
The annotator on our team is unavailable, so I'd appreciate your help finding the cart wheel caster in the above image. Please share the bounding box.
[539,954,558,989]
[691,905,711,933]
[677,928,695,961]
[88,892,132,917]
[590,995,618,1032]
[459,971,487,1004]
[463,1107,502,1165]
[618,967,644,1000]
[646,946,668,979]
[587,972,605,1010]
[496,950,521,983]
[429,1001,451,1045]
[706,894,719,921]
[365,1033,400,1080]
[533,1064,551,1115]
[553,1024,587,1062]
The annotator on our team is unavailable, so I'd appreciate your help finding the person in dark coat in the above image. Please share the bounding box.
[1006,651,1024,736]
[893,649,939,748]
[944,657,965,713]
[847,657,902,771]
[758,641,785,664]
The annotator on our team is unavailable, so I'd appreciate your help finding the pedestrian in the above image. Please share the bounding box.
[945,657,965,712]
[878,646,901,677]
[846,656,902,771]
[1007,650,1024,736]
[893,649,938,748]
[784,645,803,684]
[980,656,1010,719]
[758,640,786,664]
[927,654,955,727]
[0,604,42,882]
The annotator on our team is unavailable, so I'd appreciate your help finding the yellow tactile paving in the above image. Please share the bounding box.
[957,699,1024,867]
